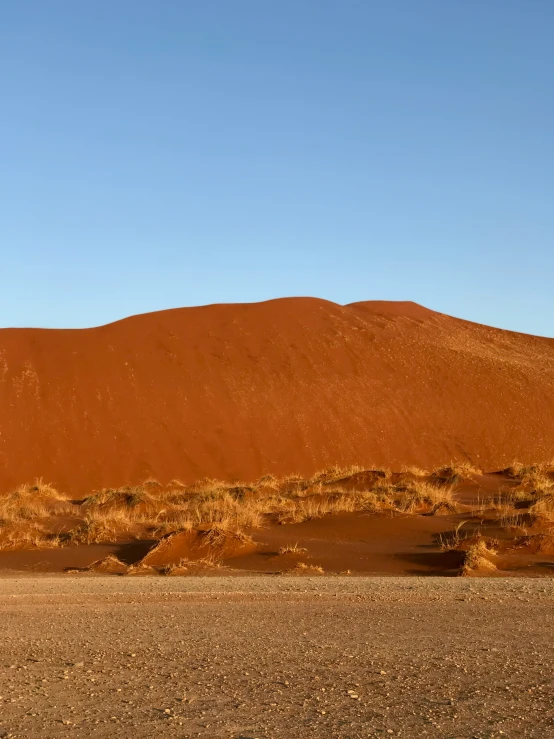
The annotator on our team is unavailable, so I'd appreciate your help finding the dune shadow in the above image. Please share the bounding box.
[115,540,156,565]
[535,561,554,572]
[395,549,464,576]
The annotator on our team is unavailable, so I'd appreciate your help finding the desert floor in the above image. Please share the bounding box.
[1,577,553,738]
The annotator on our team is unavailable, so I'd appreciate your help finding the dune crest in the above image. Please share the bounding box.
[1,297,553,492]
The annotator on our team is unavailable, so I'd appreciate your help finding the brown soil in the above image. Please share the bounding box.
[1,577,554,738]
[2,297,554,493]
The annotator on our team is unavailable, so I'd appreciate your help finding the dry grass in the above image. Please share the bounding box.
[492,471,554,529]
[499,508,531,533]
[504,461,554,481]
[17,478,67,499]
[0,523,62,550]
[159,558,190,575]
[5,464,554,578]
[159,555,223,574]
[461,538,498,576]
[438,520,470,551]
[1,468,458,549]
[62,512,126,545]
[0,479,74,549]
[93,554,127,567]
[523,473,554,497]
[529,495,554,523]
[5,462,552,557]
[453,461,482,476]
[309,465,367,484]
[400,466,429,477]
[278,543,308,555]
[383,480,455,514]
[431,462,480,486]
[0,479,73,526]
[429,501,458,515]
[275,490,381,524]
[83,555,129,574]
[200,525,254,549]
[504,462,528,479]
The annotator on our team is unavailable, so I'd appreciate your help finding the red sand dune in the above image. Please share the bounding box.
[1,297,553,493]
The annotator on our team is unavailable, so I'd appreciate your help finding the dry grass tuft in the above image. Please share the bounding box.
[429,500,458,516]
[159,555,224,575]
[438,520,470,551]
[503,461,554,481]
[200,525,254,549]
[461,538,497,576]
[400,466,429,477]
[0,479,73,527]
[504,462,527,479]
[62,513,124,545]
[524,473,554,497]
[431,462,481,486]
[160,558,190,575]
[387,480,455,514]
[529,495,554,523]
[278,543,308,555]
[16,478,66,499]
[453,461,482,476]
[0,524,62,550]
[254,474,280,490]
[494,474,554,528]
[275,490,381,524]
[310,465,370,484]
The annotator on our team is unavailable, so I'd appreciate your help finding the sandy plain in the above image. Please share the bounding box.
[1,576,553,738]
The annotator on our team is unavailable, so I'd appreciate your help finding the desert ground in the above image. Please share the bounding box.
[1,576,553,738]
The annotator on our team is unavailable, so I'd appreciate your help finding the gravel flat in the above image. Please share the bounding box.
[1,576,553,738]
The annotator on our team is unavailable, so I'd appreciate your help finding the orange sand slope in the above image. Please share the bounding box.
[1,297,553,492]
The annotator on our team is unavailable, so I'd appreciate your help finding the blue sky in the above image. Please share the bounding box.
[1,0,553,335]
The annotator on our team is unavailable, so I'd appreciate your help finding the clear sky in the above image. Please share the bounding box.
[1,1,553,335]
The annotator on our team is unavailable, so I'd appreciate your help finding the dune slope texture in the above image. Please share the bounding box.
[1,297,553,492]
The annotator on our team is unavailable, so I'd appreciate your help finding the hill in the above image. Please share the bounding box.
[1,297,553,492]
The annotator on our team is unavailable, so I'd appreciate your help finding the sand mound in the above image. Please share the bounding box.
[459,539,498,576]
[85,555,128,574]
[139,527,256,568]
[2,297,554,492]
